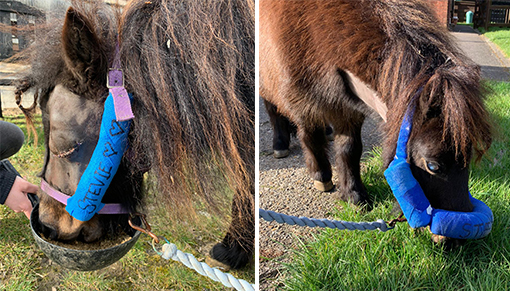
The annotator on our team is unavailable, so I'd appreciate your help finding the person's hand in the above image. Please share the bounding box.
[4,176,38,219]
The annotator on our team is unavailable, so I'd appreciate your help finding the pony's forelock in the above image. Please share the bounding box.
[425,64,491,163]
[376,0,492,167]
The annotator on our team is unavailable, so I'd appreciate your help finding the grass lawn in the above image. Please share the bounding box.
[0,112,254,290]
[278,81,510,290]
[478,27,510,59]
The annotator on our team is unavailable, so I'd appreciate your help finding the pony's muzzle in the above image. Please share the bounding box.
[38,218,59,241]
[38,198,104,243]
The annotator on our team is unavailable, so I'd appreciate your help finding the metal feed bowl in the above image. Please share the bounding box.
[30,203,141,271]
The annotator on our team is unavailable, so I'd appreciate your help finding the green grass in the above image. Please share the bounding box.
[478,27,510,59]
[0,112,254,290]
[281,81,510,291]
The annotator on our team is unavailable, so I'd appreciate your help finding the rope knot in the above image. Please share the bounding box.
[161,243,178,260]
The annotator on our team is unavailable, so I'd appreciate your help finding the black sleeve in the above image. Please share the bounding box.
[0,168,16,205]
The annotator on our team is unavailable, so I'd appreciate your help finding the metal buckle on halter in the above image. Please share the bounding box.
[107,68,125,88]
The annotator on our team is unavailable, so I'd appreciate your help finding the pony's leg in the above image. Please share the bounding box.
[264,99,294,158]
[210,186,254,269]
[331,113,370,205]
[297,123,333,192]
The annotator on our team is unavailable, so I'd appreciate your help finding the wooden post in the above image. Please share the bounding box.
[485,0,492,30]
[0,89,3,118]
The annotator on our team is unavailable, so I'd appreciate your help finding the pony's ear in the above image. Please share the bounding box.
[62,7,103,83]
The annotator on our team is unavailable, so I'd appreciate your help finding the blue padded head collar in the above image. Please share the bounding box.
[383,103,493,239]
[64,45,135,222]
[65,93,133,221]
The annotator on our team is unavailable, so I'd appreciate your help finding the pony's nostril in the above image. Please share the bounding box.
[48,228,59,241]
[80,224,103,243]
[459,198,474,212]
[39,220,59,241]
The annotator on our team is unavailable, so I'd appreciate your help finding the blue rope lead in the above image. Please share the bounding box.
[259,209,390,232]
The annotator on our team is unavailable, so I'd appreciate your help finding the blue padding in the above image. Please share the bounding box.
[384,107,432,228]
[384,159,431,228]
[394,107,414,160]
[430,194,493,239]
[66,93,131,221]
[384,104,493,239]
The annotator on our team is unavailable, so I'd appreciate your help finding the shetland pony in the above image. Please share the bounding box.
[17,0,254,269]
[260,0,491,219]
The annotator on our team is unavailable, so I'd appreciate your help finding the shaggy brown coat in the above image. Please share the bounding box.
[260,0,491,167]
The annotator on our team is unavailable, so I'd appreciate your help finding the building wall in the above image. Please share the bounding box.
[428,0,450,27]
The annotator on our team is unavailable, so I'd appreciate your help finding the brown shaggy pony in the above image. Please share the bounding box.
[260,0,491,221]
[16,0,254,269]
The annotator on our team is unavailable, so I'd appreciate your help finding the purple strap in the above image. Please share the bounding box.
[108,43,134,121]
[40,179,130,214]
[110,86,134,121]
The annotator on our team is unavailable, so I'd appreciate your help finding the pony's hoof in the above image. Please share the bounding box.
[210,242,251,269]
[338,190,371,207]
[314,180,334,192]
[205,256,231,271]
[273,149,289,159]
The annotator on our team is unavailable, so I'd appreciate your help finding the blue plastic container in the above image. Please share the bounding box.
[466,11,474,24]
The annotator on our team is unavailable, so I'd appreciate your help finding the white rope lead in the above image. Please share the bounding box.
[159,242,255,291]
[259,208,390,232]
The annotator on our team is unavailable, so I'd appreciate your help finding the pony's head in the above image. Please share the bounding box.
[406,69,483,213]
[378,2,492,219]
[373,0,492,220]
[383,62,493,243]
[21,5,143,242]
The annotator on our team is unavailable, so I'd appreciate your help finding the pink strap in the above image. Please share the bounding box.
[110,86,134,121]
[108,43,134,121]
[40,179,130,214]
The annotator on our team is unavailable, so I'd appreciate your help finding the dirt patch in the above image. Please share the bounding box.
[258,97,383,290]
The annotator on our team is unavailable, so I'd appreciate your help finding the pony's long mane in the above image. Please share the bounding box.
[15,0,254,227]
[120,0,255,220]
[371,0,492,165]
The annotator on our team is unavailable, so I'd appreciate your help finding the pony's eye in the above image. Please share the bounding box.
[50,141,83,159]
[426,161,441,173]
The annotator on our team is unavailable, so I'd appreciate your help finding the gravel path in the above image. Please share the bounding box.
[258,97,383,290]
